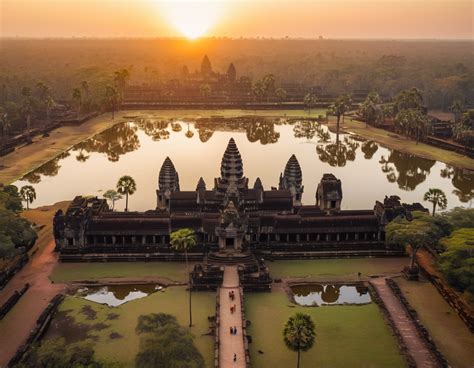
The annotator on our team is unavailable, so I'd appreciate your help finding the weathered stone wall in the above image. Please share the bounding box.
[0,283,29,320]
[0,254,29,290]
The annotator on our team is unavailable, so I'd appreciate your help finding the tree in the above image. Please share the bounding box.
[395,108,429,144]
[262,74,276,101]
[114,68,131,98]
[328,94,352,140]
[20,185,36,210]
[116,175,136,211]
[36,82,54,124]
[424,188,448,216]
[105,85,120,119]
[359,92,383,127]
[135,313,205,368]
[72,88,82,117]
[394,87,424,114]
[303,93,318,115]
[170,228,197,327]
[21,87,34,135]
[0,107,11,142]
[385,211,450,269]
[449,99,464,123]
[103,189,122,210]
[0,208,37,252]
[276,88,287,106]
[283,313,316,368]
[252,79,265,103]
[1,185,23,212]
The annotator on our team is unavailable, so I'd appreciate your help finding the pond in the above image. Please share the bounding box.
[291,284,372,306]
[13,113,473,211]
[75,284,163,307]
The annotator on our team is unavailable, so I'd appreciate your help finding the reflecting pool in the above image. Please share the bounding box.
[75,284,163,306]
[13,114,473,211]
[291,284,371,306]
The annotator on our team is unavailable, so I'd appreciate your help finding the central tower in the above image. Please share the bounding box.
[214,138,249,195]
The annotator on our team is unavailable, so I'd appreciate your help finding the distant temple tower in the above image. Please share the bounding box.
[316,173,342,212]
[227,62,237,82]
[201,55,213,77]
[156,157,180,209]
[214,138,249,197]
[279,154,304,206]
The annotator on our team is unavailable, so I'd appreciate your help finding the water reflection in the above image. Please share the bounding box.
[291,284,371,306]
[379,152,436,191]
[14,115,473,210]
[75,284,162,307]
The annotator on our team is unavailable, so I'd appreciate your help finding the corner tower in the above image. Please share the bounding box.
[156,157,180,209]
[279,154,304,206]
[214,138,248,195]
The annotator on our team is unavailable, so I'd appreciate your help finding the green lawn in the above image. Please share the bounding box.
[395,277,474,368]
[245,290,405,368]
[269,258,409,280]
[50,262,189,283]
[47,286,215,367]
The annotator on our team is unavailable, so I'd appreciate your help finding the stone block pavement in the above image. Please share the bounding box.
[218,266,246,368]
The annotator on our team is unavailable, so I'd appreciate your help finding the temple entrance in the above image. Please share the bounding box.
[226,237,235,249]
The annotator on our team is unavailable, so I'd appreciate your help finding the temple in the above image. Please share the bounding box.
[53,138,425,289]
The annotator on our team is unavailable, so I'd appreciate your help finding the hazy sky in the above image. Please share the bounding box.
[1,0,472,39]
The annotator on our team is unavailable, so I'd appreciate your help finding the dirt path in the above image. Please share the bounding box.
[370,278,439,368]
[218,266,246,368]
[0,238,65,367]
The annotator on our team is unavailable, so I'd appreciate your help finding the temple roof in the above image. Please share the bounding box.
[220,138,244,183]
[159,157,180,191]
[282,154,302,188]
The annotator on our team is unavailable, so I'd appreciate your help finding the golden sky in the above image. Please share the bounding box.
[0,0,472,39]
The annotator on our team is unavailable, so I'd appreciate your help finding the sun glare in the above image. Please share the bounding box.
[159,1,226,40]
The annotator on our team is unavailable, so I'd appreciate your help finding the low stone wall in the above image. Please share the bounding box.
[418,264,474,333]
[387,278,449,367]
[0,254,29,290]
[368,283,416,368]
[59,252,205,262]
[8,294,64,368]
[0,283,30,320]
[425,136,474,158]
[239,287,251,368]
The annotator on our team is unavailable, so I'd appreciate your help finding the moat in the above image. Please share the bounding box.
[13,114,473,210]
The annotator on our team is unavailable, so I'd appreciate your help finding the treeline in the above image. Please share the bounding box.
[1,39,472,108]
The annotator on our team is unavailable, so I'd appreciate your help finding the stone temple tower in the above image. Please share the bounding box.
[214,138,248,197]
[279,154,304,206]
[156,157,180,209]
[316,173,342,212]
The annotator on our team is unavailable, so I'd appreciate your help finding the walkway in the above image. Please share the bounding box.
[218,266,246,368]
[371,278,439,368]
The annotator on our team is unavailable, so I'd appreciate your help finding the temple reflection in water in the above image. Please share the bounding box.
[16,116,473,208]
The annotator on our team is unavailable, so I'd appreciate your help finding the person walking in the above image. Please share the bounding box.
[233,353,237,362]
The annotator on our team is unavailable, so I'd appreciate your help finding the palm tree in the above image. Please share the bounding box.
[20,185,36,210]
[116,175,136,211]
[72,88,82,117]
[21,87,33,135]
[105,85,120,119]
[283,313,316,368]
[359,92,383,127]
[423,188,447,216]
[303,93,318,115]
[449,99,464,123]
[103,189,122,210]
[114,69,131,99]
[0,108,11,142]
[170,228,197,327]
[276,88,287,106]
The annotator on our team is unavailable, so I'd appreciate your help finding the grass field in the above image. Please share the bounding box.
[50,262,189,283]
[395,277,474,368]
[47,286,215,367]
[269,257,409,280]
[245,290,405,368]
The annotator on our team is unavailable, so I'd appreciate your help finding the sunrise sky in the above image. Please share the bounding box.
[0,0,472,39]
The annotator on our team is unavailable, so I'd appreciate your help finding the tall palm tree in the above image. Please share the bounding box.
[283,313,316,368]
[21,87,33,135]
[116,175,136,211]
[0,108,11,142]
[72,88,82,117]
[423,188,447,216]
[20,185,36,210]
[170,228,197,327]
[276,88,287,106]
[449,99,464,123]
[303,93,318,115]
[105,85,120,119]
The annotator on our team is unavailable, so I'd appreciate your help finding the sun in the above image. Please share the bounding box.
[159,1,226,40]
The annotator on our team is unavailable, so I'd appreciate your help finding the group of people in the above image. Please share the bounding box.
[228,290,238,363]
[228,290,236,300]
[229,326,238,335]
